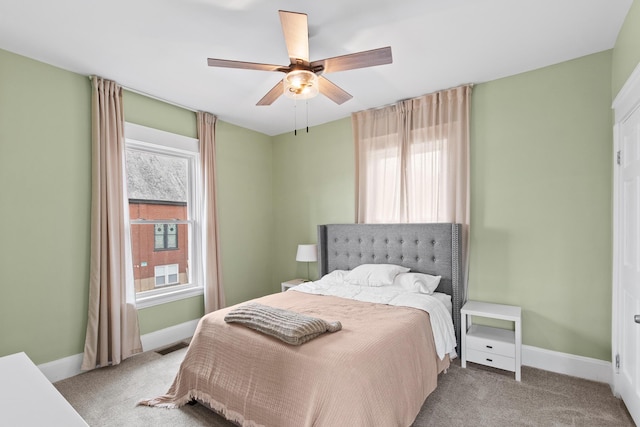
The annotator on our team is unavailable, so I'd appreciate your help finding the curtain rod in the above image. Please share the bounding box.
[356,83,475,114]
[88,75,199,113]
[122,86,199,113]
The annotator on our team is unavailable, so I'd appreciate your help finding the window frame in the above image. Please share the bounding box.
[124,122,203,309]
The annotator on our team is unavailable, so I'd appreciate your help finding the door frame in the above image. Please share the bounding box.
[612,60,640,406]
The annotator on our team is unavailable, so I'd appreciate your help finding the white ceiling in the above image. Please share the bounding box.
[0,0,632,136]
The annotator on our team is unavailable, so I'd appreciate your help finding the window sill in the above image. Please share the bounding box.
[135,286,204,309]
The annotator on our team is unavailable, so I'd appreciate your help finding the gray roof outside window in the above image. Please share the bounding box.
[126,150,187,203]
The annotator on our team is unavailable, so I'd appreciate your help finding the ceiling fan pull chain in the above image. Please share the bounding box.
[294,99,297,136]
[306,100,309,133]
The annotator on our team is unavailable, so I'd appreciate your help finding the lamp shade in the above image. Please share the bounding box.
[296,244,317,262]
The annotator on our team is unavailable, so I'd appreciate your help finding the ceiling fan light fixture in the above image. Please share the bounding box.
[283,69,319,100]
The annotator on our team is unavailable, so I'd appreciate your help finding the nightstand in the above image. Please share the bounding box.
[281,279,306,292]
[461,300,522,381]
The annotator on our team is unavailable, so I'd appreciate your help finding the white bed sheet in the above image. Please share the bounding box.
[431,292,452,315]
[292,270,457,359]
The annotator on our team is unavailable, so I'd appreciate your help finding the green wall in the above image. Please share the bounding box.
[469,51,613,360]
[0,49,92,364]
[271,119,355,286]
[0,49,274,362]
[216,121,274,305]
[612,0,640,97]
[271,52,615,361]
[123,91,197,138]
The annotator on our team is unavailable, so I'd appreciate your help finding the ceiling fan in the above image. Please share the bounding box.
[207,10,393,106]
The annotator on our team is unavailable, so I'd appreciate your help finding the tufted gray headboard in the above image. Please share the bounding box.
[317,223,465,351]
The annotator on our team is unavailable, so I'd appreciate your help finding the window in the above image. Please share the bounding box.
[154,264,179,286]
[354,87,470,224]
[154,223,178,250]
[124,123,203,308]
[361,133,447,223]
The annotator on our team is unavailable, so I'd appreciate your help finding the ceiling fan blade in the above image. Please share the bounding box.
[257,80,284,106]
[311,46,392,74]
[279,10,309,64]
[318,77,352,105]
[208,58,286,72]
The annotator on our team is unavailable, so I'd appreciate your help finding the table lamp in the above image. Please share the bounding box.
[296,244,317,281]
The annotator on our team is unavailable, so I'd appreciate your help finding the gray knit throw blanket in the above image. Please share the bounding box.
[224,303,342,345]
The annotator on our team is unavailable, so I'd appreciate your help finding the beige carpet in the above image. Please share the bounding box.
[54,345,634,427]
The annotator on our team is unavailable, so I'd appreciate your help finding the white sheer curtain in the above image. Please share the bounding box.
[82,76,142,370]
[197,111,225,314]
[353,85,471,279]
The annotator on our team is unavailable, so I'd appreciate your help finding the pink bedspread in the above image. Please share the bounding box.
[140,290,450,427]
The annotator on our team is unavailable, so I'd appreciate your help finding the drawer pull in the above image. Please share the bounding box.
[486,345,493,349]
[486,358,493,362]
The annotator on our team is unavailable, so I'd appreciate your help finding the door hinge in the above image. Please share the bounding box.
[617,150,622,166]
[616,353,620,370]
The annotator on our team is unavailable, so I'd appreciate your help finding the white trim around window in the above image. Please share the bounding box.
[124,122,204,309]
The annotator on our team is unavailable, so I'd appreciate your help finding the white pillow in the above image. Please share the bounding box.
[345,264,410,287]
[392,272,441,294]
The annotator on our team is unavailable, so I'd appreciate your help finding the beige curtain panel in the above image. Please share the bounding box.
[352,84,471,283]
[197,111,225,314]
[353,85,471,225]
[82,76,142,371]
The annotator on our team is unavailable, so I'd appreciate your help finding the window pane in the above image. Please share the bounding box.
[154,265,165,286]
[126,150,188,221]
[166,234,178,249]
[154,236,164,249]
[166,224,177,249]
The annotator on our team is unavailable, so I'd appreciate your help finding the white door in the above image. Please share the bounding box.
[616,102,640,424]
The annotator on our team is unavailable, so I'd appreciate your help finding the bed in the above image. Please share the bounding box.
[140,223,464,427]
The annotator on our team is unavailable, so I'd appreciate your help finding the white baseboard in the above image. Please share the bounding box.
[38,318,200,383]
[38,324,612,386]
[38,353,86,384]
[139,319,199,352]
[522,344,612,385]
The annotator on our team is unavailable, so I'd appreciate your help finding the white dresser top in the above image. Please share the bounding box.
[0,352,88,426]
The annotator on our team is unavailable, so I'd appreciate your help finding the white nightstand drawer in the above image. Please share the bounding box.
[466,325,515,358]
[466,348,516,372]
